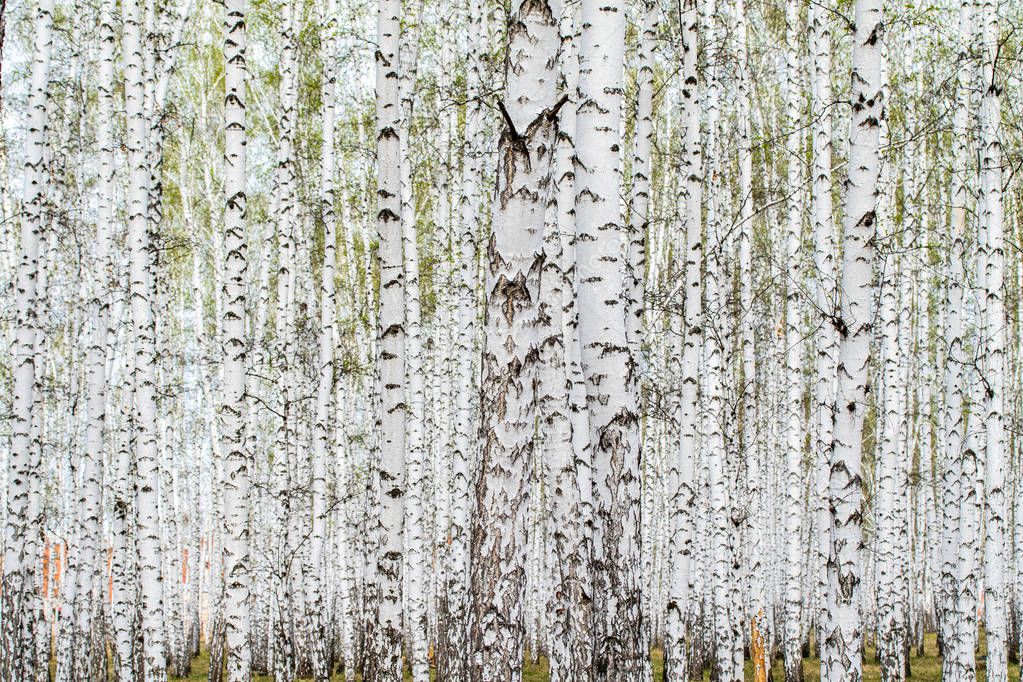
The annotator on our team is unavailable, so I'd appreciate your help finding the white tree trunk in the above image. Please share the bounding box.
[824,0,884,677]
[701,0,739,676]
[979,0,1007,677]
[940,0,979,676]
[399,20,429,679]
[1,2,54,678]
[125,0,168,677]
[939,1,971,675]
[467,1,561,677]
[782,4,804,678]
[221,0,251,677]
[55,0,115,678]
[626,0,655,358]
[540,14,593,671]
[665,2,700,676]
[370,0,405,677]
[876,248,908,682]
[112,381,140,682]
[575,0,645,675]
[809,1,837,675]
[305,4,337,681]
[735,0,767,673]
[941,231,970,682]
[437,0,481,676]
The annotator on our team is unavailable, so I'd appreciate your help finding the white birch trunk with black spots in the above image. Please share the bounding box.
[468,1,561,677]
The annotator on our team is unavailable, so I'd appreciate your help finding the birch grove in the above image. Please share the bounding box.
[2,0,1023,680]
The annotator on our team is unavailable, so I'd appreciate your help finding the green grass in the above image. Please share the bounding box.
[175,633,1019,681]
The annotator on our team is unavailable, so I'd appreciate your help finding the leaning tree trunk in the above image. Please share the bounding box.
[823,0,884,678]
[221,0,252,678]
[467,1,561,678]
[1,2,54,679]
[809,0,837,674]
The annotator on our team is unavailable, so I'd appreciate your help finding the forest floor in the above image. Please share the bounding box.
[174,633,1021,681]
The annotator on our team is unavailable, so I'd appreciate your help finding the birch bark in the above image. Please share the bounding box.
[824,0,884,677]
[269,5,299,677]
[112,384,140,682]
[809,1,837,675]
[436,0,481,675]
[701,0,738,676]
[735,0,766,673]
[305,3,338,680]
[876,248,907,682]
[781,4,805,678]
[125,0,168,676]
[369,0,405,677]
[222,0,251,678]
[1,2,54,677]
[399,18,429,678]
[940,0,976,675]
[540,12,594,672]
[979,1,1007,677]
[627,0,656,356]
[665,3,700,676]
[468,1,561,677]
[61,0,116,676]
[575,0,645,674]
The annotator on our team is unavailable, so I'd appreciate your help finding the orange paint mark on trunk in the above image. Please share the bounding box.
[41,541,51,599]
[107,546,114,604]
[751,609,768,682]
[53,543,63,599]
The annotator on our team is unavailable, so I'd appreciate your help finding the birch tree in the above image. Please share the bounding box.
[436,0,482,677]
[781,3,805,678]
[940,0,977,676]
[736,0,766,673]
[3,0,1023,677]
[575,0,645,674]
[221,0,251,678]
[979,0,1007,678]
[58,0,118,677]
[369,0,405,677]
[1,2,55,679]
[468,1,561,678]
[539,7,594,675]
[809,0,836,675]
[125,0,168,677]
[665,2,701,676]
[876,248,908,682]
[824,0,884,679]
[400,14,429,678]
